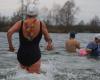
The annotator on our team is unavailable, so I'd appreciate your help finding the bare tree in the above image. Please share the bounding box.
[45,3,61,25]
[59,0,79,26]
[90,16,100,27]
[51,4,61,25]
[78,20,85,26]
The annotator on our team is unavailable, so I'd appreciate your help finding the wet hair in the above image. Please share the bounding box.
[70,32,75,38]
[95,37,98,40]
[95,37,100,41]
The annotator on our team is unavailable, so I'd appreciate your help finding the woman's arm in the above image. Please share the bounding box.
[86,49,92,54]
[7,21,21,52]
[86,42,94,54]
[41,21,53,50]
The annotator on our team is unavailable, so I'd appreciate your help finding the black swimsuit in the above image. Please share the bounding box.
[17,21,42,67]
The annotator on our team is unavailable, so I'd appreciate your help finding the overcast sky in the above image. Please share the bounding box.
[0,0,100,23]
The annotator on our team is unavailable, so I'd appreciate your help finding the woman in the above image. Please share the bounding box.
[86,34,100,60]
[7,4,53,73]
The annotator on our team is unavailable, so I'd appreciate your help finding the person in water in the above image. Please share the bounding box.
[7,3,53,74]
[86,34,100,60]
[65,32,80,53]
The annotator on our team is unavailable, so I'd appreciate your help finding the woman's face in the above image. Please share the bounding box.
[95,38,100,44]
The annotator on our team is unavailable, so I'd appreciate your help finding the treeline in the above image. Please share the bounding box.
[0,11,22,31]
[0,16,10,31]
[44,0,100,33]
[0,0,100,32]
[47,25,100,33]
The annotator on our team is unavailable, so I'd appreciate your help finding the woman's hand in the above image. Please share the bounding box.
[9,46,15,52]
[46,43,53,51]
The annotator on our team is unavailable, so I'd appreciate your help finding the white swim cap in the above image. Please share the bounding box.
[94,34,100,39]
[26,3,38,16]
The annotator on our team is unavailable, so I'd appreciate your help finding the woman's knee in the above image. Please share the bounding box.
[27,60,41,73]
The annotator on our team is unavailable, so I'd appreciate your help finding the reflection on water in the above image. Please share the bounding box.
[0,32,100,80]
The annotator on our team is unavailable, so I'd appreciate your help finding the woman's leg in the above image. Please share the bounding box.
[26,59,41,74]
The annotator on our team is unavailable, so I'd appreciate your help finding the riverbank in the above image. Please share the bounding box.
[0,25,100,33]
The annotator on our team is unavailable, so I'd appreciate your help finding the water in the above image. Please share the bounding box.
[0,32,100,80]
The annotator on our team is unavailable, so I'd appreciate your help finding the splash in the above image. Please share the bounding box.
[4,60,56,80]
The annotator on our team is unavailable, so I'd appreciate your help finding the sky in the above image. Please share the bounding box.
[0,0,100,23]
